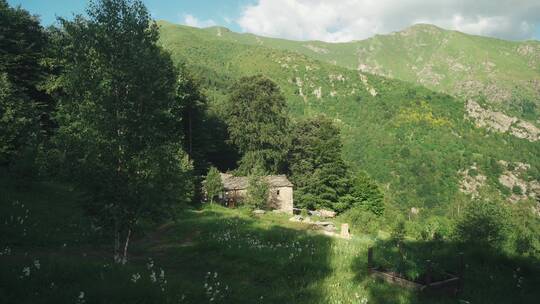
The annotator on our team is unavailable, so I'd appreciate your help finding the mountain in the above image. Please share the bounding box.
[182,23,540,123]
[157,21,540,213]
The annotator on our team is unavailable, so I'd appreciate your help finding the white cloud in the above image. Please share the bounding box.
[237,0,540,42]
[181,14,216,28]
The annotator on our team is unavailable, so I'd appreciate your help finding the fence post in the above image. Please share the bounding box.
[425,259,432,286]
[458,252,464,292]
[367,247,373,273]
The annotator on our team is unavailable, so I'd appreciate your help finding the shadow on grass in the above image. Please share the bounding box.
[1,167,334,303]
[1,202,334,303]
[136,206,334,303]
[351,238,540,304]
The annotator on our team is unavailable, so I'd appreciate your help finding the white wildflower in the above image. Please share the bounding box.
[0,246,11,256]
[131,273,141,283]
[22,266,31,277]
[147,258,154,270]
[33,259,40,270]
[76,291,86,304]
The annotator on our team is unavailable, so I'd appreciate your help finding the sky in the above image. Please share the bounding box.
[7,0,540,43]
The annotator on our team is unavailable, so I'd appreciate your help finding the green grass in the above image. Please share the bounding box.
[2,178,539,303]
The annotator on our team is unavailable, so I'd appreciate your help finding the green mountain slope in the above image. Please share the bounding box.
[157,21,540,213]
[183,23,540,122]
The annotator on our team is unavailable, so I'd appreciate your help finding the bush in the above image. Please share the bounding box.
[454,200,510,249]
[341,207,380,234]
[203,166,223,203]
[512,185,523,195]
[246,173,269,210]
[391,221,406,247]
[351,171,384,216]
[510,201,540,257]
[334,194,358,213]
[514,230,540,257]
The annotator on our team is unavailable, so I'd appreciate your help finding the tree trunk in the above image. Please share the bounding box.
[114,221,120,263]
[188,109,192,156]
[122,228,132,265]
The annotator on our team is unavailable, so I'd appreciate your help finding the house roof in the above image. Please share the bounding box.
[220,173,293,190]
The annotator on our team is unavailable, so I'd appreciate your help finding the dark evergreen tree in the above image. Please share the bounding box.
[176,65,209,168]
[288,116,351,211]
[176,65,241,203]
[224,75,290,174]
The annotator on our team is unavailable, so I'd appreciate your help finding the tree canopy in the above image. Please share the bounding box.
[288,116,351,210]
[0,0,49,165]
[224,75,290,174]
[52,0,193,261]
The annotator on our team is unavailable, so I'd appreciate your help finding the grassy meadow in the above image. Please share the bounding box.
[2,173,539,304]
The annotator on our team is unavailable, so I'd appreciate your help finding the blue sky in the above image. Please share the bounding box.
[7,0,540,42]
[7,0,249,32]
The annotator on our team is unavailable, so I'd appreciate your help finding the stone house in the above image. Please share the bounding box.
[219,173,294,214]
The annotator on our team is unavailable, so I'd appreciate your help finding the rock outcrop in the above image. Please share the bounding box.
[466,100,540,142]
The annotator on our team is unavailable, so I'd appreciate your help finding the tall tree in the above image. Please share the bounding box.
[176,65,208,166]
[224,75,290,174]
[176,65,241,203]
[0,0,50,165]
[53,0,193,262]
[288,116,351,211]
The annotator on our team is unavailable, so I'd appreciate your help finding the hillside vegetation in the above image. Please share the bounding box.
[177,22,540,121]
[158,21,540,213]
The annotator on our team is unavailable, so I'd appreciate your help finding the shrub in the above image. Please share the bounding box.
[454,200,510,249]
[246,173,269,210]
[334,194,358,213]
[512,185,523,195]
[418,216,452,241]
[341,207,380,234]
[510,201,540,257]
[203,167,223,203]
[351,171,384,216]
[391,221,406,248]
[514,230,540,257]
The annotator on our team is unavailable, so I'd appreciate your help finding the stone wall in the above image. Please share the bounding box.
[269,186,293,214]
